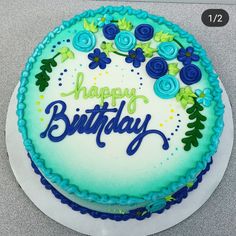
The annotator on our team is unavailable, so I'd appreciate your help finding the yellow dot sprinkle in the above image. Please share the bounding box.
[99,72,102,76]
[165,120,168,123]
[39,95,44,99]
[35,101,40,105]
[40,118,44,122]
[160,123,163,127]
[93,77,96,80]
[105,71,109,75]
[169,116,173,120]
[38,108,42,112]
[170,109,175,113]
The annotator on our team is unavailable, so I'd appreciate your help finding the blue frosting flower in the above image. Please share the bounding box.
[134,24,154,41]
[177,47,200,65]
[146,199,166,213]
[146,57,168,79]
[103,23,120,40]
[125,48,145,68]
[115,31,136,52]
[154,75,180,99]
[88,48,111,69]
[180,64,202,85]
[97,14,113,27]
[73,30,96,52]
[195,88,213,107]
[158,42,178,60]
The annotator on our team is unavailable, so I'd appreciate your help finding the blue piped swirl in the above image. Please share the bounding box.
[114,31,136,52]
[146,57,168,79]
[154,75,180,99]
[158,42,178,60]
[134,24,154,41]
[73,30,96,52]
[180,64,202,85]
[103,23,120,40]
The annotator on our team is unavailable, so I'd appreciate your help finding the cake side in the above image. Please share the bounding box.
[17,6,224,212]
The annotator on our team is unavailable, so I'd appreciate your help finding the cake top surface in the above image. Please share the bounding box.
[17,6,224,204]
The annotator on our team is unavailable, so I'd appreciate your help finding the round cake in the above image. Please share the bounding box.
[17,6,224,220]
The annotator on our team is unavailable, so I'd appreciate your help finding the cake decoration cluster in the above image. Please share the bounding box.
[34,13,214,152]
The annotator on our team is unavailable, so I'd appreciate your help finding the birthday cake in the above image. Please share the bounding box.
[17,6,224,220]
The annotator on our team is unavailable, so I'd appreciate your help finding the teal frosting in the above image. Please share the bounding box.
[146,198,166,213]
[154,75,180,99]
[115,31,136,52]
[17,6,225,206]
[157,42,178,60]
[73,30,96,52]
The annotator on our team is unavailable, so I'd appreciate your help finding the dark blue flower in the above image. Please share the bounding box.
[125,48,145,68]
[180,64,202,85]
[177,47,200,65]
[88,48,111,69]
[135,24,154,41]
[103,23,120,40]
[146,57,168,79]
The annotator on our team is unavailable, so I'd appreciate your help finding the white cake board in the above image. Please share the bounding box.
[6,81,233,236]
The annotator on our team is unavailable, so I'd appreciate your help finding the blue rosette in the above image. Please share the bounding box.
[103,23,120,40]
[115,31,136,52]
[134,24,154,41]
[180,64,202,85]
[158,42,178,60]
[73,30,96,52]
[146,57,168,79]
[154,75,180,99]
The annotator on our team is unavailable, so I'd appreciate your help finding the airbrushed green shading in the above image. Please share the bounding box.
[17,6,224,204]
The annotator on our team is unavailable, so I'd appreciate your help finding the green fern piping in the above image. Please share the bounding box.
[35,53,60,92]
[182,99,207,151]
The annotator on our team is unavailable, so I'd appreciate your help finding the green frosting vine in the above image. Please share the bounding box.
[154,31,175,42]
[35,47,75,92]
[182,99,207,151]
[100,42,116,56]
[35,54,59,92]
[136,42,156,58]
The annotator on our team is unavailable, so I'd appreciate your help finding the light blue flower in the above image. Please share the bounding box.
[195,88,213,107]
[97,14,113,27]
[73,30,96,52]
[158,42,178,60]
[115,31,136,52]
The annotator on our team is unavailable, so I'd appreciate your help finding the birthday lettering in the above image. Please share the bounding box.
[40,100,169,156]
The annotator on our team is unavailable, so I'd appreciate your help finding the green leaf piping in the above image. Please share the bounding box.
[83,19,98,33]
[182,99,207,151]
[117,17,133,31]
[35,53,59,92]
